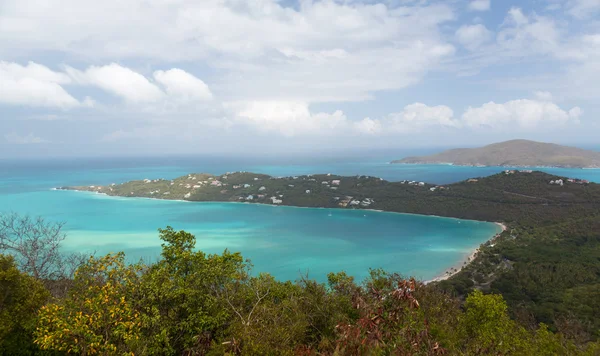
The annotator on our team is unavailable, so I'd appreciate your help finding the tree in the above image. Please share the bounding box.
[0,254,50,355]
[35,253,144,355]
[135,226,247,355]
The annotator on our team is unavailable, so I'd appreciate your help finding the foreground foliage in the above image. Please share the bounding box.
[2,227,599,355]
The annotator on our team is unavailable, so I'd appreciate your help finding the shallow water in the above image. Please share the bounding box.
[2,155,597,282]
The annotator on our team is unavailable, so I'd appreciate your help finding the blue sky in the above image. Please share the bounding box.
[1,0,599,157]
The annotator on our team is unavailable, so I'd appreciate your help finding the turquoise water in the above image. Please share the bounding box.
[1,155,599,282]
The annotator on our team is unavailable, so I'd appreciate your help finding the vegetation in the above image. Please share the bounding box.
[3,169,600,354]
[2,226,600,355]
[393,139,600,168]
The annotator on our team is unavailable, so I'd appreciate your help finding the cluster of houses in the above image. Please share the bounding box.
[399,180,426,186]
[550,178,590,186]
[549,179,564,186]
[429,186,446,192]
[568,178,590,184]
[337,196,374,208]
[504,170,533,175]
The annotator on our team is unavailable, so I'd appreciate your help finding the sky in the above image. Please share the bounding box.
[1,0,599,158]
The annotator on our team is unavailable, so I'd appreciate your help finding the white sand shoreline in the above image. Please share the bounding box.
[425,222,507,284]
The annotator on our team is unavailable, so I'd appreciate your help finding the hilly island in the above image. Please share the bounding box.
[392,139,600,168]
[59,169,600,341]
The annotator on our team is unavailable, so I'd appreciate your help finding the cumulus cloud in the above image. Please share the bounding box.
[355,103,458,135]
[567,0,600,19]
[67,63,164,104]
[0,0,456,103]
[4,132,49,144]
[462,99,582,129]
[468,0,491,12]
[456,24,492,50]
[65,64,213,110]
[0,61,89,109]
[153,69,213,102]
[234,101,347,137]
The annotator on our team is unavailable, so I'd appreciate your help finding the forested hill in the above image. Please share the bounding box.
[62,169,600,227]
[392,139,600,168]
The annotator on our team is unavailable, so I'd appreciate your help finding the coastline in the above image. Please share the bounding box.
[425,222,507,284]
[59,188,504,282]
[391,162,600,169]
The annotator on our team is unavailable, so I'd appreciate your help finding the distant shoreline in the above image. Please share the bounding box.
[425,222,506,284]
[391,162,600,170]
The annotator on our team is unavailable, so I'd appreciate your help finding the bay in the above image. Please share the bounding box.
[1,154,598,282]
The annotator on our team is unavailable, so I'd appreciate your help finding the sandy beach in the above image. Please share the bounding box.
[425,222,507,284]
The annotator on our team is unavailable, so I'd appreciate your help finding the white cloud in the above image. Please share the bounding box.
[462,99,582,129]
[233,101,347,137]
[497,8,560,55]
[468,0,491,12]
[456,24,492,50]
[4,132,49,144]
[67,63,164,104]
[354,117,382,135]
[0,0,456,103]
[153,69,213,102]
[567,0,600,19]
[355,103,458,135]
[0,61,88,109]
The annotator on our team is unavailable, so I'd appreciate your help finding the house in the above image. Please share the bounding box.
[331,180,341,186]
[289,184,295,188]
[331,187,338,190]
[322,181,328,185]
[163,192,170,195]
[193,185,201,189]
[254,177,259,181]
[210,180,222,186]
[430,187,437,191]
[244,184,251,188]
[143,179,151,183]
[305,190,311,194]
[233,185,241,189]
[270,196,282,204]
[467,179,479,183]
[257,194,265,198]
[184,192,191,198]
[220,190,228,194]
[259,186,266,191]
[246,195,254,200]
[418,182,425,186]
[350,200,360,206]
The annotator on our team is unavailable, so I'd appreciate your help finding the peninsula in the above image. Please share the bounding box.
[392,139,600,168]
[58,170,600,340]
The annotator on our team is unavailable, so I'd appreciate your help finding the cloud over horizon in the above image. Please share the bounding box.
[0,0,598,156]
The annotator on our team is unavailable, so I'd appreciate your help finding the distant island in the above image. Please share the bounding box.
[392,139,600,168]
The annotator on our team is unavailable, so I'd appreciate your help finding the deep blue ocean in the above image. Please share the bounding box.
[2,154,600,282]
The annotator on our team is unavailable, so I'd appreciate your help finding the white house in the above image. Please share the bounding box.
[331,180,341,186]
[306,190,311,194]
[259,186,266,191]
